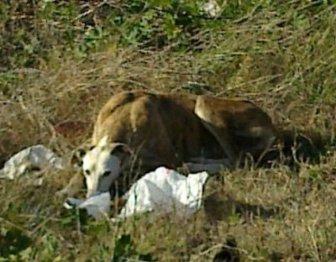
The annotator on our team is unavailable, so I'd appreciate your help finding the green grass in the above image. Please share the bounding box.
[1,1,336,260]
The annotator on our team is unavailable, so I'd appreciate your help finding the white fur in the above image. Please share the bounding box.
[82,136,122,198]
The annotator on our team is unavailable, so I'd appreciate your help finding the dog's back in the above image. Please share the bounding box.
[92,90,223,169]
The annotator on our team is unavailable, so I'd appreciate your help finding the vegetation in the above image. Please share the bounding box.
[1,0,336,260]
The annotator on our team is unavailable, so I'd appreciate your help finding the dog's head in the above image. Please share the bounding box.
[77,136,132,198]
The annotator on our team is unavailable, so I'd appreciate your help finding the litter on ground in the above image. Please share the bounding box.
[0,145,65,180]
[64,167,209,220]
[64,192,111,220]
[0,146,209,219]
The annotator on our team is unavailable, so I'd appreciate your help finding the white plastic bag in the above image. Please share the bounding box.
[119,167,209,218]
[64,192,111,220]
[63,167,209,220]
[0,145,65,180]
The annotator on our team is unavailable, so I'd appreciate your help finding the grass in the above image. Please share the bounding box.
[1,1,336,261]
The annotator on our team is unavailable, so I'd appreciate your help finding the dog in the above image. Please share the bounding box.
[64,90,277,198]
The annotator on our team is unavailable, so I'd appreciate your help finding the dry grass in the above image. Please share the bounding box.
[1,1,336,261]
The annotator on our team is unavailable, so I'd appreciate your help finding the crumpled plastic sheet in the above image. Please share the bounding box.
[64,192,111,220]
[119,167,209,218]
[64,167,209,220]
[0,145,65,180]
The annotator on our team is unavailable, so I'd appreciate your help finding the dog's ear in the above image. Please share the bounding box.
[71,147,88,170]
[97,135,109,148]
[110,143,133,158]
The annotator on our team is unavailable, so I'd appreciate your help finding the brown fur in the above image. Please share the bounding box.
[60,91,277,197]
[60,91,328,198]
[92,90,276,169]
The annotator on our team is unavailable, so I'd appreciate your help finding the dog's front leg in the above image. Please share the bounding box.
[57,172,84,197]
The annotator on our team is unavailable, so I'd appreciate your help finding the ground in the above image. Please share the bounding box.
[0,1,336,261]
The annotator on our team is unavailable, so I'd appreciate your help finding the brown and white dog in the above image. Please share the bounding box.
[65,90,277,198]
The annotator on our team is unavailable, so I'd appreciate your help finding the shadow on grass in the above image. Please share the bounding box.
[213,236,240,262]
[0,228,32,258]
[203,192,280,223]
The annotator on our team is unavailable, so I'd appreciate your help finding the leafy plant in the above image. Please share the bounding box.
[0,227,32,258]
[112,234,153,261]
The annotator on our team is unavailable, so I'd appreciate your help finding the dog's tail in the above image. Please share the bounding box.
[263,127,332,165]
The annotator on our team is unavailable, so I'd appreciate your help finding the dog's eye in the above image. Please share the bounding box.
[103,171,111,177]
[84,169,90,175]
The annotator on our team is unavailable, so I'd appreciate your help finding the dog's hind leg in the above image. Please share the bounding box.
[194,96,238,166]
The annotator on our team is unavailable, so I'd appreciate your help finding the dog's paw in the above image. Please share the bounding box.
[177,163,190,174]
